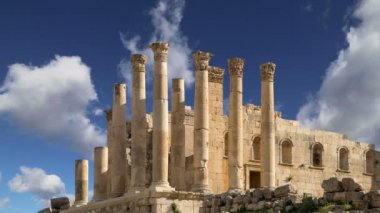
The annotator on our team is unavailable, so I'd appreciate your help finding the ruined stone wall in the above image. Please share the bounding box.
[240,104,380,197]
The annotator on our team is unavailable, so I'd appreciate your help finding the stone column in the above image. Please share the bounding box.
[192,51,213,193]
[110,83,127,197]
[228,58,245,191]
[170,78,186,191]
[260,62,276,188]
[74,160,88,207]
[149,42,173,192]
[94,147,108,201]
[129,54,148,194]
[104,109,112,198]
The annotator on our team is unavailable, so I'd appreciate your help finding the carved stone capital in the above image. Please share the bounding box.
[193,51,213,71]
[149,42,169,62]
[130,54,147,72]
[260,62,276,82]
[228,58,245,77]
[208,66,224,83]
[104,109,112,122]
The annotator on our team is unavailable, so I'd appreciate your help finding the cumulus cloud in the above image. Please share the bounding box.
[119,0,193,92]
[297,0,380,145]
[0,56,106,156]
[0,197,10,209]
[9,166,66,206]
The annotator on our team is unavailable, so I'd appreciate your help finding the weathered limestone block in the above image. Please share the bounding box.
[323,192,334,202]
[333,192,346,203]
[346,191,364,202]
[322,177,343,192]
[341,177,363,192]
[368,190,380,208]
[51,197,70,210]
[263,187,274,200]
[274,184,297,198]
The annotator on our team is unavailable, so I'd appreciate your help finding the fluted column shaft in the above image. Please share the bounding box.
[74,160,88,207]
[228,58,245,191]
[110,83,127,197]
[260,62,276,188]
[149,42,173,191]
[94,147,108,201]
[170,78,186,191]
[129,54,148,193]
[192,51,213,193]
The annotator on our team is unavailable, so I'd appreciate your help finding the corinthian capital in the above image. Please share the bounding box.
[193,51,213,71]
[149,42,169,62]
[130,54,147,72]
[260,62,276,82]
[208,66,224,84]
[228,58,245,77]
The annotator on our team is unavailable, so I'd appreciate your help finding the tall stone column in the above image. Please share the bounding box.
[170,78,186,191]
[74,160,88,207]
[129,54,148,194]
[149,42,173,192]
[94,147,108,202]
[260,62,276,188]
[110,83,127,197]
[192,51,213,193]
[104,109,112,198]
[228,58,245,191]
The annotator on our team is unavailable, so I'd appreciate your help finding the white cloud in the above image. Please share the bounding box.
[0,56,106,156]
[9,166,66,206]
[119,0,193,92]
[93,108,103,116]
[0,197,10,209]
[297,0,380,145]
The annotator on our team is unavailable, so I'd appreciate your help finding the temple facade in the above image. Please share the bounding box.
[61,41,380,212]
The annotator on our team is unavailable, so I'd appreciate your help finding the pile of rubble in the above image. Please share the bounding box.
[321,177,380,210]
[203,184,300,212]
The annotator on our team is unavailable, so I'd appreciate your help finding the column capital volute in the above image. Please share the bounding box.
[228,58,245,77]
[193,51,213,71]
[208,66,224,83]
[130,54,147,72]
[149,42,169,62]
[260,62,276,82]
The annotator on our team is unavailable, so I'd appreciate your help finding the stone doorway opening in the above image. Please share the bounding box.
[249,171,261,188]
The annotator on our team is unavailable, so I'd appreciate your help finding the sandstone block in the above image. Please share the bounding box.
[50,197,70,210]
[346,191,364,202]
[333,192,346,203]
[323,192,334,202]
[251,188,264,200]
[342,178,363,192]
[274,184,297,198]
[368,190,380,208]
[322,177,343,192]
[263,187,274,200]
[255,201,265,210]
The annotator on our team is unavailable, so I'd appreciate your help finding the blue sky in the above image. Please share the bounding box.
[1,0,380,212]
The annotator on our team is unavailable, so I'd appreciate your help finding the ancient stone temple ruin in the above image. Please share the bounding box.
[42,42,380,212]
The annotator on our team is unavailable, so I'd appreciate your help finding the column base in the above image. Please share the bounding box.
[73,201,87,207]
[227,188,244,194]
[191,184,212,194]
[149,181,175,192]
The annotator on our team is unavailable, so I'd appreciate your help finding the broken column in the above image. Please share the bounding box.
[94,147,108,202]
[74,160,88,207]
[228,58,245,191]
[104,109,112,198]
[110,83,127,197]
[170,78,186,191]
[129,54,148,193]
[192,51,213,193]
[149,42,173,192]
[260,62,276,188]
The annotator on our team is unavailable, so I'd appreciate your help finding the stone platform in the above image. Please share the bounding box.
[61,191,205,213]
